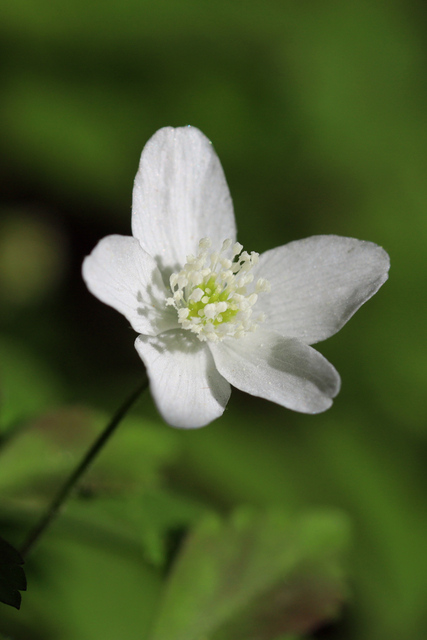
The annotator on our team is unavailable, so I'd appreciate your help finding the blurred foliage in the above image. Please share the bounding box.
[150,508,349,640]
[1,0,427,638]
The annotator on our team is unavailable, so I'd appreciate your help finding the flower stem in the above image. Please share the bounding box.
[20,378,149,558]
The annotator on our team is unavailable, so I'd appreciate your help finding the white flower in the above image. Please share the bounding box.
[82,126,390,429]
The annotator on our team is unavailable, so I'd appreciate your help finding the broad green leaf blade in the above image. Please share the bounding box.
[0,536,26,609]
[0,407,178,500]
[149,508,350,640]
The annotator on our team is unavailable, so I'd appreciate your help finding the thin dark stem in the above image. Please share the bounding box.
[20,378,148,558]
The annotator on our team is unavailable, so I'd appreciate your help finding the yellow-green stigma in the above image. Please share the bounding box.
[166,238,270,342]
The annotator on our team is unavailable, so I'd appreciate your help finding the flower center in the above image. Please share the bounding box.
[166,237,270,342]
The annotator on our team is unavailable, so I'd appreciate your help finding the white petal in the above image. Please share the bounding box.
[254,235,390,344]
[135,330,231,428]
[210,329,340,414]
[82,235,177,335]
[131,126,236,273]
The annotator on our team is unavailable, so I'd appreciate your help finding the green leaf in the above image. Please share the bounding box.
[0,406,178,500]
[149,508,350,640]
[0,535,26,609]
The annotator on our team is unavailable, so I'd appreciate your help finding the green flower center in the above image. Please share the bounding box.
[166,238,270,343]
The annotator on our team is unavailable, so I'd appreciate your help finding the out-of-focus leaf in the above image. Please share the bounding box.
[149,508,350,640]
[0,407,179,500]
[0,407,97,499]
[7,527,163,640]
[131,489,208,568]
[0,535,26,609]
[50,489,206,573]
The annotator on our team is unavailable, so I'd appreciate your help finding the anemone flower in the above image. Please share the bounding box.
[83,126,389,428]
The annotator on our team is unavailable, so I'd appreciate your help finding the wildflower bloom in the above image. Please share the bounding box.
[82,126,390,428]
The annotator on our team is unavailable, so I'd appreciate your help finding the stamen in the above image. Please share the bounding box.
[166,237,270,342]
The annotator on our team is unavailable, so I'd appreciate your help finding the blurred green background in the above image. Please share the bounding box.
[1,1,426,638]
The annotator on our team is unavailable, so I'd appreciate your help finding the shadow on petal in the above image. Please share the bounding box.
[142,328,207,356]
[265,336,340,398]
[135,266,177,334]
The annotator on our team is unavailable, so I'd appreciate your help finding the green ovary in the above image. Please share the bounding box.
[216,307,238,324]
[187,277,238,325]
